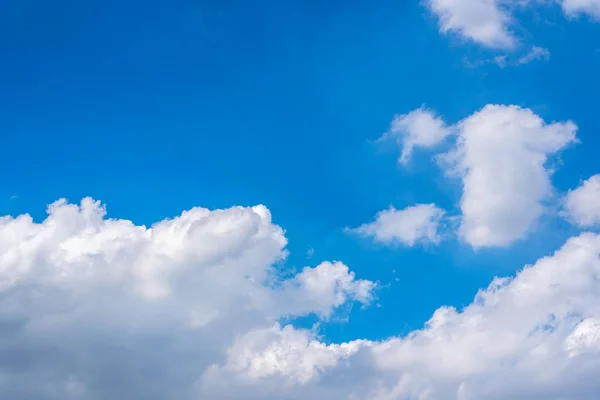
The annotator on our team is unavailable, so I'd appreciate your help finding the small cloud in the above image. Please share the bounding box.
[494,55,508,68]
[306,247,315,259]
[517,46,550,65]
[379,107,452,165]
[464,46,549,70]
[9,195,18,200]
[348,203,446,247]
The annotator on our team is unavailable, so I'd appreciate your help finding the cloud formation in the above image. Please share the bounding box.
[350,204,446,246]
[377,104,577,249]
[381,107,451,165]
[0,198,375,399]
[562,0,600,19]
[441,105,577,248]
[564,174,600,227]
[426,0,600,50]
[2,198,600,399]
[425,0,516,49]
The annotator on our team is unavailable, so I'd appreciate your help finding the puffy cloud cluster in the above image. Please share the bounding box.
[2,197,600,399]
[368,233,600,399]
[364,104,577,249]
[0,198,375,399]
[207,232,600,400]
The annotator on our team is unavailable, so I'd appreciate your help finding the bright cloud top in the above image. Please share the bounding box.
[381,107,452,165]
[2,199,600,399]
[0,198,375,399]
[350,203,446,246]
[564,174,600,227]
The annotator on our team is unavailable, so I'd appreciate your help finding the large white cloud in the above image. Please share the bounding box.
[564,174,600,227]
[365,233,600,399]
[206,232,600,400]
[350,204,446,247]
[441,104,577,248]
[3,198,600,399]
[0,198,375,399]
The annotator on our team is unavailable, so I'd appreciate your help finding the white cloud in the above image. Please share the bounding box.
[564,174,600,227]
[0,198,375,399]
[2,199,600,398]
[425,1,600,53]
[562,0,600,19]
[350,204,446,246]
[381,107,452,165]
[425,0,516,49]
[362,232,600,400]
[517,46,551,65]
[277,261,376,319]
[440,105,577,248]
[203,232,600,400]
[204,323,370,387]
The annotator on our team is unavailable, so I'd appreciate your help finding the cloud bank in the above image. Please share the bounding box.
[2,198,600,399]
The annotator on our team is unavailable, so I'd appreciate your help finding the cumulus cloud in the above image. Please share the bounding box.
[425,0,516,49]
[205,232,600,400]
[204,323,370,387]
[350,204,446,246]
[2,198,600,399]
[425,1,600,52]
[564,174,600,227]
[562,0,600,19]
[440,104,577,248]
[380,107,452,165]
[363,232,600,400]
[0,198,375,399]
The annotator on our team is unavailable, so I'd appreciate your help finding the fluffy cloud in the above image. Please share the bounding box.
[425,0,600,51]
[350,204,446,246]
[0,198,375,399]
[207,232,600,400]
[380,107,451,165]
[3,198,600,399]
[564,174,600,227]
[425,0,516,49]
[440,105,577,248]
[363,232,600,400]
[204,323,370,386]
[562,0,600,19]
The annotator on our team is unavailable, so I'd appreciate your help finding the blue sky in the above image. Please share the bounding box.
[1,1,600,399]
